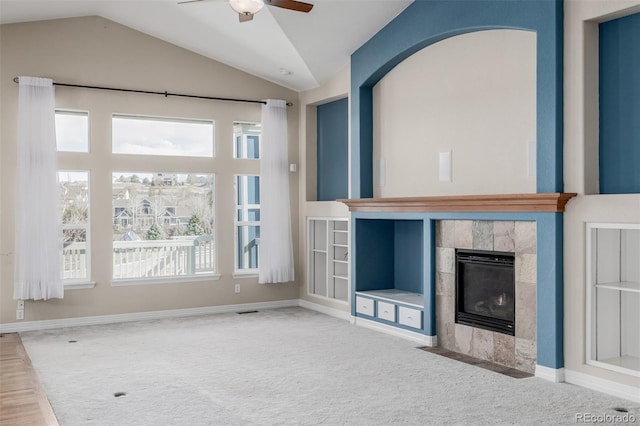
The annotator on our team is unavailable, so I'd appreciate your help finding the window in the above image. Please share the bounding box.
[59,171,90,281]
[233,122,261,159]
[235,175,260,272]
[112,115,214,157]
[112,172,215,281]
[55,110,89,152]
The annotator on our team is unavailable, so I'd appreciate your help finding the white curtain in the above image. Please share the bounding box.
[259,99,294,283]
[14,77,64,300]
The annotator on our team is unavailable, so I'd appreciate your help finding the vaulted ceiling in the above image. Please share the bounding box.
[0,0,413,91]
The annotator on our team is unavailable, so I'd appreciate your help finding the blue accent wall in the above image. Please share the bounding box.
[354,219,424,294]
[394,221,423,294]
[535,213,564,369]
[350,0,564,198]
[317,98,348,201]
[355,219,394,292]
[599,13,640,194]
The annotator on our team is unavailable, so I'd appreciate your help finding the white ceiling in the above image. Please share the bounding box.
[0,0,413,91]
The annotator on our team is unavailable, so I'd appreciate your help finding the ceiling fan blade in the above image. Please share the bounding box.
[265,0,313,13]
[239,12,254,22]
[177,0,207,4]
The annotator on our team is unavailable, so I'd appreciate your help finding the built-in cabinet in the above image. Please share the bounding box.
[586,223,640,376]
[308,218,349,302]
[355,290,424,330]
[353,219,426,333]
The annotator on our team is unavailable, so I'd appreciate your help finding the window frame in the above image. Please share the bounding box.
[110,171,218,285]
[55,109,90,153]
[58,170,93,288]
[234,174,261,276]
[233,121,261,160]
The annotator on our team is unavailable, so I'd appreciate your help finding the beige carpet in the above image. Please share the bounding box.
[20,307,639,425]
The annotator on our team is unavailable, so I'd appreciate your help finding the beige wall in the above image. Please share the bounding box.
[297,63,350,311]
[372,29,536,197]
[563,0,640,389]
[0,16,300,325]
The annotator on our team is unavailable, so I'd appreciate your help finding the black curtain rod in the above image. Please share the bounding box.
[12,77,293,107]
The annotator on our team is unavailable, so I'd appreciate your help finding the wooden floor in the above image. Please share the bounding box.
[0,333,58,426]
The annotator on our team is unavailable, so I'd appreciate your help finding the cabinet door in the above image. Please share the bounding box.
[355,296,374,316]
[398,306,422,329]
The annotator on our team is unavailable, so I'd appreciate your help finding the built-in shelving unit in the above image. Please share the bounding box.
[586,223,640,376]
[354,219,425,331]
[308,218,349,303]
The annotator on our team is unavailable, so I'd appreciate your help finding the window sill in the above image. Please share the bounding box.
[232,271,259,279]
[111,274,221,287]
[64,281,97,290]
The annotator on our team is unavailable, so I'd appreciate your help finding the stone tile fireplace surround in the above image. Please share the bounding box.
[436,220,537,374]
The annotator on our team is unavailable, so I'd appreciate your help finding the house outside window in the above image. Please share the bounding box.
[111,172,215,282]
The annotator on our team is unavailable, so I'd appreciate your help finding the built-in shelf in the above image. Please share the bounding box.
[586,223,640,377]
[339,193,577,213]
[353,218,426,332]
[595,281,640,293]
[308,218,349,303]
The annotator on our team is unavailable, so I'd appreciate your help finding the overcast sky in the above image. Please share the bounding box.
[112,115,214,157]
[55,112,214,157]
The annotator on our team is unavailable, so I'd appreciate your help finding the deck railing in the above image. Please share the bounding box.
[62,235,215,280]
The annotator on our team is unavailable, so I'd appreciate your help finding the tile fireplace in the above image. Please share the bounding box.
[436,220,537,374]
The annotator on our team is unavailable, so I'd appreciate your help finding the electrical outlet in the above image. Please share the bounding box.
[16,309,24,320]
[17,299,24,310]
[234,284,241,294]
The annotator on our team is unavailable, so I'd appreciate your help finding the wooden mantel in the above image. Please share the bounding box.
[338,193,577,213]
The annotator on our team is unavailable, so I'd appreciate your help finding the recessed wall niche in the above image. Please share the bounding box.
[372,29,536,198]
[598,12,640,194]
[314,97,348,201]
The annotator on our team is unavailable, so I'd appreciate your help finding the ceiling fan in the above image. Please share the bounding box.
[178,0,314,22]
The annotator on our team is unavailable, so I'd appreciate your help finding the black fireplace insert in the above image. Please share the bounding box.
[455,249,515,335]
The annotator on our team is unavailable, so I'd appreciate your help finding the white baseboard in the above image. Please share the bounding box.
[297,299,351,321]
[565,369,640,403]
[354,316,437,346]
[535,365,565,382]
[0,299,299,333]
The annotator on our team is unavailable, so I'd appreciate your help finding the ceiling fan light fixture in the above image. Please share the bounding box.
[229,0,264,15]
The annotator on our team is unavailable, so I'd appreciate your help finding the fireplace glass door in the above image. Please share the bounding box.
[456,249,515,335]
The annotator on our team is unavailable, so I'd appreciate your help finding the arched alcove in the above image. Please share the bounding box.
[372,29,536,197]
[350,0,563,198]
